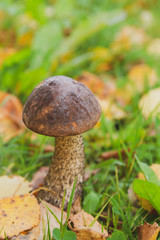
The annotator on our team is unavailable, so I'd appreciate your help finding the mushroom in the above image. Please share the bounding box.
[22,76,101,208]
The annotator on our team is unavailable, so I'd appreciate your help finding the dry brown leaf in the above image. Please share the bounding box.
[31,167,49,190]
[68,210,108,240]
[38,201,67,240]
[139,88,160,118]
[11,224,40,240]
[128,64,158,93]
[70,196,82,216]
[0,92,22,119]
[100,148,131,160]
[138,221,160,240]
[0,175,31,199]
[0,91,25,142]
[0,194,40,239]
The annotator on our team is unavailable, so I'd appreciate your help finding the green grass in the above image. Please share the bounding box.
[1,0,160,239]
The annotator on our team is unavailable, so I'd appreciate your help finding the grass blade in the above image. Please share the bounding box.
[67,177,77,220]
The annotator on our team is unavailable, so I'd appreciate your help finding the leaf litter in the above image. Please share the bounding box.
[0,194,40,239]
[68,210,108,240]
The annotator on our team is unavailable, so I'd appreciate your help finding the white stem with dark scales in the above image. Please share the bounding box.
[37,135,85,208]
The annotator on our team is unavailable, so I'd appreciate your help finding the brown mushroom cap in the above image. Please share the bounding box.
[22,76,101,137]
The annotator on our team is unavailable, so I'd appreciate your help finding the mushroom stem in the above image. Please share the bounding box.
[37,135,85,208]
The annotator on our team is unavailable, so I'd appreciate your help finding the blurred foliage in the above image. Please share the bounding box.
[1,0,160,239]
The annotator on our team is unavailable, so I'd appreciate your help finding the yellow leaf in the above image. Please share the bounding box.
[0,194,40,239]
[147,38,160,57]
[139,88,160,118]
[128,64,157,93]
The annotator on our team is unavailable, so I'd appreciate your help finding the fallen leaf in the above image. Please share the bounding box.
[0,91,25,142]
[70,196,82,216]
[84,169,99,181]
[128,185,137,204]
[0,194,40,239]
[31,167,49,191]
[114,87,132,106]
[76,72,108,99]
[0,91,23,122]
[147,38,160,56]
[100,148,131,160]
[116,26,148,46]
[138,222,160,240]
[140,11,154,29]
[128,64,158,93]
[0,175,31,199]
[138,164,160,181]
[11,224,40,240]
[98,98,127,120]
[38,201,67,240]
[43,144,54,153]
[139,88,160,118]
[68,210,108,240]
[112,26,148,53]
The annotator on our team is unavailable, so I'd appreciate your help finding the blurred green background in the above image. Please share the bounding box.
[0,0,159,102]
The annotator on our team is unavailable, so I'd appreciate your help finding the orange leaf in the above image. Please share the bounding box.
[138,222,160,240]
[77,72,108,99]
[0,91,25,142]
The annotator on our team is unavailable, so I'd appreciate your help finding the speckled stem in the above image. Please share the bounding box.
[37,135,85,208]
